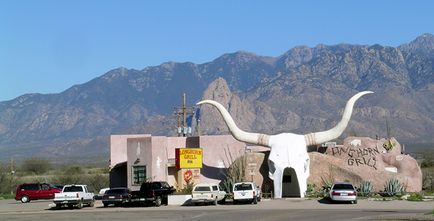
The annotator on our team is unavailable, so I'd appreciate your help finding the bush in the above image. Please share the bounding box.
[63,166,83,175]
[20,158,51,175]
[177,181,194,195]
[407,192,423,201]
[52,173,109,193]
[0,163,19,195]
[305,183,323,198]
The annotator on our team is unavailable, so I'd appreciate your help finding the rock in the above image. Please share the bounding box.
[309,137,422,192]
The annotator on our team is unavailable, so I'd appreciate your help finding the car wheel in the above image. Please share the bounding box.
[77,200,83,209]
[55,204,62,209]
[103,203,108,208]
[89,200,95,207]
[20,195,30,203]
[352,200,357,204]
[233,200,237,205]
[155,196,162,207]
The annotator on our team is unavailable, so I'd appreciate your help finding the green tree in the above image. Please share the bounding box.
[20,158,51,175]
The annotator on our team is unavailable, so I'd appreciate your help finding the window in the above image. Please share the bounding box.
[22,184,40,190]
[212,186,218,191]
[234,184,253,191]
[41,184,50,190]
[332,184,354,190]
[133,166,146,185]
[194,186,210,191]
[63,186,83,192]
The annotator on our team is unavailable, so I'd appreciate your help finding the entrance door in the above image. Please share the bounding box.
[281,167,300,197]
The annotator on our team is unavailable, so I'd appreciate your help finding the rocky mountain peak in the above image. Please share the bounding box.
[399,33,434,55]
[202,77,232,103]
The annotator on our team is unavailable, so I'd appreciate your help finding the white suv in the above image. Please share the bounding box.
[233,182,261,204]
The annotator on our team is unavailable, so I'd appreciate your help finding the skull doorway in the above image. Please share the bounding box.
[281,167,301,197]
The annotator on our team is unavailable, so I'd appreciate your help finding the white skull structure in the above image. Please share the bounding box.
[197,91,373,198]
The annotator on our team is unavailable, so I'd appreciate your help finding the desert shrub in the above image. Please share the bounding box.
[359,181,374,197]
[52,173,108,193]
[20,158,51,175]
[422,169,434,192]
[407,192,423,201]
[177,181,195,194]
[305,183,323,198]
[63,166,83,175]
[0,163,19,194]
[384,178,403,197]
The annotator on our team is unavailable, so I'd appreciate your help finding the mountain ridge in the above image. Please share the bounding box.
[0,34,433,162]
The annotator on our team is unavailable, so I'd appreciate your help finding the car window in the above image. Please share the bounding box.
[194,186,210,191]
[234,183,253,191]
[41,184,50,190]
[332,184,354,190]
[23,184,40,190]
[152,182,161,189]
[106,189,127,194]
[212,186,218,191]
[63,186,83,192]
[162,182,170,188]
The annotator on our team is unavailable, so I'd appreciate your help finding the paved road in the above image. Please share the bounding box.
[0,199,433,221]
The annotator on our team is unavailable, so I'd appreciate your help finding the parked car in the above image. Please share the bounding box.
[329,182,358,204]
[53,184,64,190]
[15,183,61,203]
[95,187,110,200]
[102,188,131,207]
[233,182,261,204]
[53,184,95,209]
[130,181,175,207]
[191,183,226,206]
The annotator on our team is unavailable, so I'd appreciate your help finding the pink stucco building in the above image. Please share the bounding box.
[109,134,249,191]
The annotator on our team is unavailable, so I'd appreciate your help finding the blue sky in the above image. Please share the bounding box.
[1,0,433,102]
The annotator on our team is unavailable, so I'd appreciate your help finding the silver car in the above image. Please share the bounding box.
[329,182,357,204]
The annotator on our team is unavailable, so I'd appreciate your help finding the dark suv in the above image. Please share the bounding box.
[15,183,62,203]
[131,181,175,206]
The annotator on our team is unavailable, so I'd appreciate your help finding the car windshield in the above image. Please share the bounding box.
[63,186,83,192]
[106,189,127,194]
[234,184,253,191]
[332,184,354,190]
[194,186,210,191]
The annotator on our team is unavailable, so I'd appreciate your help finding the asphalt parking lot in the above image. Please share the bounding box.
[0,199,433,221]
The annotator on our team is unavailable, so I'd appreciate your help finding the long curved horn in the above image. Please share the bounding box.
[304,91,374,146]
[197,100,270,147]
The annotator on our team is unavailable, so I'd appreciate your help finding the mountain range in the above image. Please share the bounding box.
[1,33,433,162]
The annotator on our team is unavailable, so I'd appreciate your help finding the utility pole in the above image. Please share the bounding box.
[174,93,194,137]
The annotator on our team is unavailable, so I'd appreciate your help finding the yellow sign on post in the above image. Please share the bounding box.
[175,148,203,169]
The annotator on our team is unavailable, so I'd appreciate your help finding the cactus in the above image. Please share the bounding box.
[384,178,403,197]
[220,177,234,193]
[359,181,373,197]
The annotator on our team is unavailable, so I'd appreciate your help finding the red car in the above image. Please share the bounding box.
[15,183,62,203]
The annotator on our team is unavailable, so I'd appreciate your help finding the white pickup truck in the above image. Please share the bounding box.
[233,182,261,204]
[191,183,226,205]
[53,185,95,209]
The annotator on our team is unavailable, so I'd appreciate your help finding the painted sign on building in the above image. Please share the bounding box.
[175,148,203,169]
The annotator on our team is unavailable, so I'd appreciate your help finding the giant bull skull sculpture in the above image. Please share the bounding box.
[197,91,373,198]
